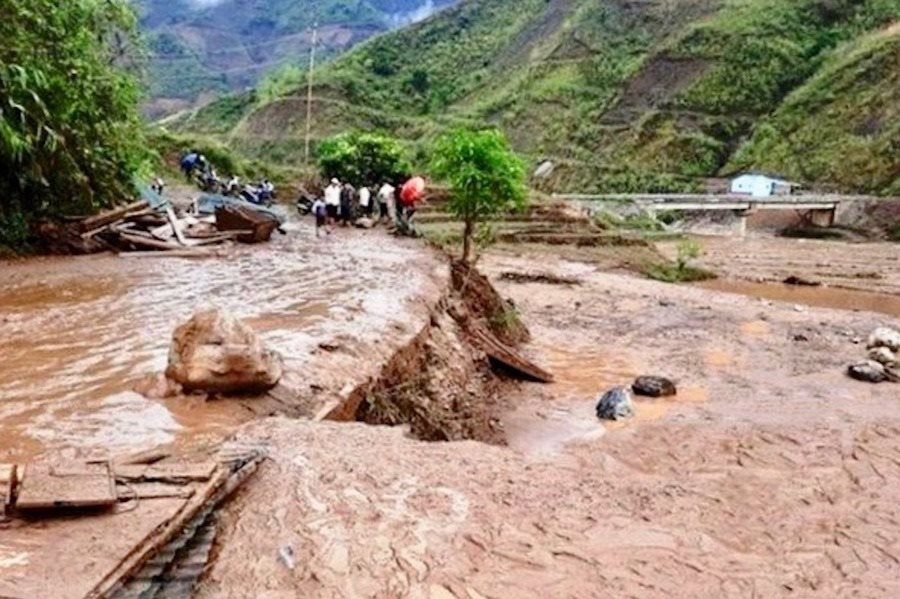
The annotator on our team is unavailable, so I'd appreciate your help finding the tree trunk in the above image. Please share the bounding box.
[462,217,475,264]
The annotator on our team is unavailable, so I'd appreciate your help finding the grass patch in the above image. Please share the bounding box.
[642,263,716,283]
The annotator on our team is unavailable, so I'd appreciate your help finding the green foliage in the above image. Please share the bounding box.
[317,131,412,184]
[180,0,900,195]
[1,0,148,250]
[643,239,714,283]
[258,65,307,104]
[729,23,900,194]
[431,128,526,261]
[149,129,288,182]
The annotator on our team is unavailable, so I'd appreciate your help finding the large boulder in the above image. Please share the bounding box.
[166,309,283,394]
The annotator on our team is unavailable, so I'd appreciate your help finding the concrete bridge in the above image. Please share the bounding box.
[552,193,847,236]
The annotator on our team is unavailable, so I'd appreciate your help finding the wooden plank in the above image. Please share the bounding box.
[114,462,217,483]
[471,328,555,383]
[16,462,117,510]
[165,206,189,246]
[118,482,196,500]
[79,200,148,232]
[1,463,16,511]
[89,458,262,598]
[116,232,184,251]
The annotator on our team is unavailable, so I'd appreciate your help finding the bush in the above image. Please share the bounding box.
[317,131,412,185]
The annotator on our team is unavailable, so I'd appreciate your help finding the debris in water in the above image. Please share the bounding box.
[632,376,677,398]
[595,387,635,421]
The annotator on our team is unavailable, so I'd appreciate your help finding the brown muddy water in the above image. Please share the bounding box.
[0,221,429,462]
[696,279,900,318]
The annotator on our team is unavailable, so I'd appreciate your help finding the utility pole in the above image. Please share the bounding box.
[304,23,318,166]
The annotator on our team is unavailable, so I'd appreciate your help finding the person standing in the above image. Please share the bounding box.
[312,197,328,238]
[377,181,395,224]
[324,178,341,226]
[340,182,355,227]
[358,185,372,218]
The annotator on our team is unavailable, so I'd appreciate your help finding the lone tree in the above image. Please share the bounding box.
[317,132,411,185]
[431,128,526,263]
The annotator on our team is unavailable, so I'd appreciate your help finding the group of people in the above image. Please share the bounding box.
[310,177,423,238]
[180,150,276,205]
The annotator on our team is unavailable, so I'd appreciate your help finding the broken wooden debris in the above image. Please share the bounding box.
[16,462,117,511]
[114,462,217,484]
[45,193,284,256]
[470,327,555,383]
[1,464,16,516]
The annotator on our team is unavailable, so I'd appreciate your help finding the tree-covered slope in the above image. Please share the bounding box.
[729,23,900,195]
[136,0,457,116]
[176,0,900,194]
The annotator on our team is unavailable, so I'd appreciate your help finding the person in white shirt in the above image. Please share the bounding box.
[377,182,395,224]
[323,178,341,225]
[358,186,372,217]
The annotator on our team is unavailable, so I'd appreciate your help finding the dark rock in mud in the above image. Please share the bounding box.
[847,360,887,384]
[783,275,821,287]
[166,309,283,394]
[596,387,634,421]
[632,376,677,398]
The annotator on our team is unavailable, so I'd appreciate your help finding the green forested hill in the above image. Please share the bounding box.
[136,0,457,117]
[173,0,900,194]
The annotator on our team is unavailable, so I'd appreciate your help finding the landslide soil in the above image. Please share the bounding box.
[200,246,900,598]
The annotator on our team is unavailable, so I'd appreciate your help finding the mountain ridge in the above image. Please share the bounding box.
[169,0,900,194]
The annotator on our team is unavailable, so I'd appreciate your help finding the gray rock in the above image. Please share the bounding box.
[632,376,677,398]
[595,387,634,421]
[868,346,898,367]
[847,360,887,384]
[354,217,375,229]
[166,309,283,394]
[867,327,900,352]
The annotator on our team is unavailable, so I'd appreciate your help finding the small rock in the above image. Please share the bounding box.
[868,346,898,367]
[596,387,634,421]
[792,334,809,342]
[851,337,862,345]
[354,216,375,229]
[658,299,674,307]
[793,304,806,313]
[867,327,900,352]
[632,376,677,398]
[847,360,887,383]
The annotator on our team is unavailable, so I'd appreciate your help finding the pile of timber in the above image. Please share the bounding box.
[53,198,278,256]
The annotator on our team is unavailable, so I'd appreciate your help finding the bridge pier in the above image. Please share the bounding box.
[808,208,836,228]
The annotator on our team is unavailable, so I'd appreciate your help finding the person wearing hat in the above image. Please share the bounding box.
[324,178,341,226]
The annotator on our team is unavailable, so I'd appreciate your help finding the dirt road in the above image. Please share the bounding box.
[200,249,900,598]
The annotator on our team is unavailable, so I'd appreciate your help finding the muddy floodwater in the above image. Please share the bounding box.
[696,278,900,318]
[0,222,435,462]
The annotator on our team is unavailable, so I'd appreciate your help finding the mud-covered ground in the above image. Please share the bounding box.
[200,244,900,598]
